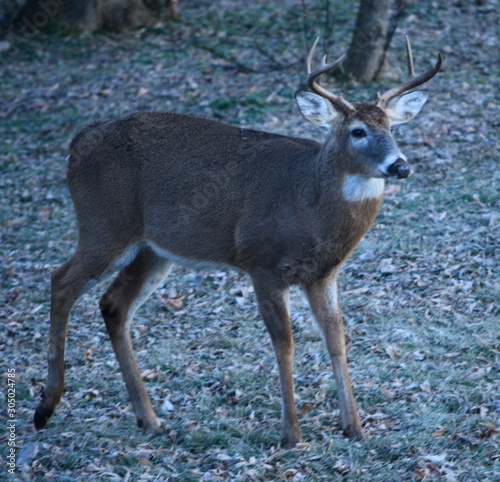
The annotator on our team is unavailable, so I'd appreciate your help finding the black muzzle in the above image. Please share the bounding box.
[388,158,411,179]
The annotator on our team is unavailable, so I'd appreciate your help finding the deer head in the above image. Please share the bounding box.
[295,37,443,180]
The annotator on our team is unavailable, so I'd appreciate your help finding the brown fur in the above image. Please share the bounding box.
[35,39,441,446]
[34,100,418,446]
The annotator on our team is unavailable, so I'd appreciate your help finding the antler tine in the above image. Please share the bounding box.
[378,39,443,110]
[405,36,415,78]
[306,37,355,115]
[306,36,320,74]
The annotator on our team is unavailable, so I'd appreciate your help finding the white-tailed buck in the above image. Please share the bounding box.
[35,38,442,447]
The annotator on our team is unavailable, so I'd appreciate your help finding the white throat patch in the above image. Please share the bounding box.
[342,175,385,202]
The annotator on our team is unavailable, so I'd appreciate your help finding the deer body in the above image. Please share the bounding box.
[70,112,381,283]
[35,39,442,447]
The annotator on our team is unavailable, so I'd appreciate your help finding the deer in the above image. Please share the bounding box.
[34,38,442,447]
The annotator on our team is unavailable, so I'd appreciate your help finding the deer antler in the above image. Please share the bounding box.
[307,37,355,116]
[377,37,443,110]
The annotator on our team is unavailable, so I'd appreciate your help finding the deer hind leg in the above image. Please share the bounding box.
[99,245,172,432]
[305,274,364,440]
[251,271,301,448]
[34,252,111,430]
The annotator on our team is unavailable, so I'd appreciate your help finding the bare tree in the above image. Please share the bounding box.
[343,0,406,82]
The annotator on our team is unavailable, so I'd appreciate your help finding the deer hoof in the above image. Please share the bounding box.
[343,424,365,441]
[281,428,302,448]
[34,405,54,430]
[137,418,161,434]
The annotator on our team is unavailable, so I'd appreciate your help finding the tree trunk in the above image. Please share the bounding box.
[343,0,405,82]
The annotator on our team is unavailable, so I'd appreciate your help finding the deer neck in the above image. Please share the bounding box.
[315,140,386,204]
[304,143,385,267]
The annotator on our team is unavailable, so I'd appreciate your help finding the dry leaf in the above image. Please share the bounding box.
[378,258,397,274]
[161,398,175,413]
[432,427,446,438]
[385,345,401,359]
[40,206,51,221]
[139,457,154,469]
[384,184,400,196]
[315,389,326,402]
[379,387,396,399]
[420,380,432,393]
[413,468,426,479]
[422,453,447,463]
[161,294,186,309]
[16,442,38,467]
[333,459,349,475]
[0,40,11,52]
[140,368,158,379]
[3,217,27,227]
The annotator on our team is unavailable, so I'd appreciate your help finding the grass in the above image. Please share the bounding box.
[1,1,498,481]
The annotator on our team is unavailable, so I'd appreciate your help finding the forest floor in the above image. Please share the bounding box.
[0,1,498,481]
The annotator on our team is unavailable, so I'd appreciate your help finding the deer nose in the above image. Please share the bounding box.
[387,158,411,179]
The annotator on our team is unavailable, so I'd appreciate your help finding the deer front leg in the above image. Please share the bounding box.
[305,274,364,440]
[251,271,301,448]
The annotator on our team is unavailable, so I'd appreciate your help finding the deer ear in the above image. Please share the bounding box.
[386,90,429,125]
[295,91,342,126]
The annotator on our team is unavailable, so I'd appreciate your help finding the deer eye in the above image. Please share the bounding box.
[351,128,367,138]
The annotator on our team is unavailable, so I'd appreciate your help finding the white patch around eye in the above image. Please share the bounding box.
[349,121,368,131]
[342,175,385,202]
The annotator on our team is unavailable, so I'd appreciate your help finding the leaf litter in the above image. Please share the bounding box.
[0,1,498,481]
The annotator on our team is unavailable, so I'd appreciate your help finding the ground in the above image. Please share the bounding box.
[0,1,498,481]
